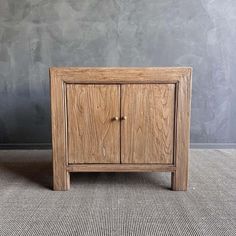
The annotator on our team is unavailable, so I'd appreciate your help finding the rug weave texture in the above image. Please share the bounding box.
[0,149,235,236]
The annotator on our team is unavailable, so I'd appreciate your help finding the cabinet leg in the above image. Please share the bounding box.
[53,169,70,191]
[171,170,188,191]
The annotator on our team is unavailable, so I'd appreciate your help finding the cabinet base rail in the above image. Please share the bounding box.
[53,164,187,192]
[67,164,176,172]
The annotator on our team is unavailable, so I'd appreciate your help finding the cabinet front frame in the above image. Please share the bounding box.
[50,67,191,190]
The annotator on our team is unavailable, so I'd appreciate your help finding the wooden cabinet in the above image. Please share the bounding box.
[50,67,192,191]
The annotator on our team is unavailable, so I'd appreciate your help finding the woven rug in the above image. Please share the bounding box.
[0,149,235,236]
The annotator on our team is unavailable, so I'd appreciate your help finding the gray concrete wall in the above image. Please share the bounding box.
[0,0,236,147]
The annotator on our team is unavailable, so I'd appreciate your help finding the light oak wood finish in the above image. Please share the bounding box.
[52,67,190,84]
[67,164,176,172]
[121,84,175,164]
[67,85,120,164]
[171,74,192,191]
[50,67,192,191]
[50,70,70,190]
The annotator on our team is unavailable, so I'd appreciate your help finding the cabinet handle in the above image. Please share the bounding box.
[112,117,119,121]
[121,116,127,120]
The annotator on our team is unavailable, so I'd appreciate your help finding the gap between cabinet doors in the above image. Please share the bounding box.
[64,83,179,167]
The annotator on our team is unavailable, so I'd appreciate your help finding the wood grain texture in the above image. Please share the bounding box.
[171,70,192,191]
[50,67,192,191]
[121,84,175,164]
[51,67,191,84]
[50,69,70,191]
[67,164,176,172]
[67,84,120,164]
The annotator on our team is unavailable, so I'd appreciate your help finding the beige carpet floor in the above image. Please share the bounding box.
[0,149,235,236]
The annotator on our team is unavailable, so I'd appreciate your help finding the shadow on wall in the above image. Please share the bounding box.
[0,85,51,145]
[0,120,8,144]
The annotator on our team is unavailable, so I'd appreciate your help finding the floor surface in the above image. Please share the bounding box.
[0,149,235,236]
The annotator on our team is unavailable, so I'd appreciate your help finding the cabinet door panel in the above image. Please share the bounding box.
[67,85,120,164]
[121,84,175,164]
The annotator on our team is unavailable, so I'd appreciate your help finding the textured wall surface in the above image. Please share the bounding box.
[0,0,236,145]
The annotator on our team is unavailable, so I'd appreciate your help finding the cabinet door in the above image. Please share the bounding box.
[67,85,120,164]
[121,84,175,164]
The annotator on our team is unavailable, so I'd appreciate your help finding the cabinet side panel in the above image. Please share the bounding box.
[121,84,175,164]
[50,70,69,190]
[67,84,120,164]
[172,71,192,191]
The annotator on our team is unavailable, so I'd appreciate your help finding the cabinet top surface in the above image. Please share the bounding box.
[50,67,192,83]
[50,67,191,72]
